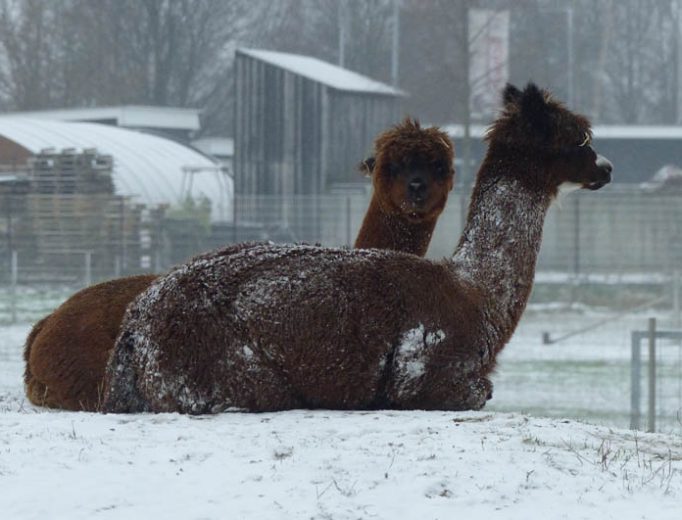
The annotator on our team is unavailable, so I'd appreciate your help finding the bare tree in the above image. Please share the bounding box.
[598,0,678,123]
[0,0,67,110]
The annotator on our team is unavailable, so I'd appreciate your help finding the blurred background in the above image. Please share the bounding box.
[0,0,680,433]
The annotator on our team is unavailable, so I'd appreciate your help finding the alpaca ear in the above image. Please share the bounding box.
[358,157,376,176]
[502,84,522,106]
[520,83,552,140]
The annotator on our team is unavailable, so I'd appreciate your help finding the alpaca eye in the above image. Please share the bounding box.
[578,132,591,147]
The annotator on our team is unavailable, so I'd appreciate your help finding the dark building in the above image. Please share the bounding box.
[234,48,406,199]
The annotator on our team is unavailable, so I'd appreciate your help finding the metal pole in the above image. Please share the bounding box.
[10,250,18,324]
[84,251,92,287]
[346,196,352,247]
[114,255,122,278]
[630,331,641,430]
[573,195,580,276]
[647,317,657,433]
[566,7,574,107]
[338,1,347,67]
[391,0,400,87]
[673,270,681,328]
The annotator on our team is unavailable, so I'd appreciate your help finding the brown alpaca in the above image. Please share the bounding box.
[355,118,454,256]
[24,275,157,410]
[23,121,454,411]
[101,83,612,414]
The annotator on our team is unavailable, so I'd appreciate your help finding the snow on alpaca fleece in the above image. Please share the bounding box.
[102,242,492,414]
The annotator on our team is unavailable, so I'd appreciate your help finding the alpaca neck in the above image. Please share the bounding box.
[354,197,435,257]
[452,173,552,343]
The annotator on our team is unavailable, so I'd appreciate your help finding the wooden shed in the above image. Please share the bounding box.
[234,48,406,199]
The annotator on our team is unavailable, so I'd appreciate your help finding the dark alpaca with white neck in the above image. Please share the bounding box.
[102,83,612,414]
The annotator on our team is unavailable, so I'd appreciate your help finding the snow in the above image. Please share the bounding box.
[238,48,405,96]
[2,315,682,518]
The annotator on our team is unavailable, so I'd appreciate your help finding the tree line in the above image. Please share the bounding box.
[0,0,679,136]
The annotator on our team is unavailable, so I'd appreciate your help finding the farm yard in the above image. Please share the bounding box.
[1,304,681,519]
[2,1,682,518]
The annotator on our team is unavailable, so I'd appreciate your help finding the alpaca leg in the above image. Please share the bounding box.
[101,331,149,413]
[461,376,493,410]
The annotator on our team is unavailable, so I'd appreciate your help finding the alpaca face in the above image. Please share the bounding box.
[486,83,612,195]
[368,118,455,222]
[380,155,453,221]
[546,142,612,192]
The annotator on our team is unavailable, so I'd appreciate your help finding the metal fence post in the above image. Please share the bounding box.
[84,251,92,287]
[346,196,352,246]
[647,317,657,433]
[673,270,681,328]
[573,195,580,276]
[630,331,641,430]
[10,250,18,324]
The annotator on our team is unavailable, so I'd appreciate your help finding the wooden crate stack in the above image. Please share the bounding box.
[28,148,114,194]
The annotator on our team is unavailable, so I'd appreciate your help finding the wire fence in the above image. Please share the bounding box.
[0,188,681,430]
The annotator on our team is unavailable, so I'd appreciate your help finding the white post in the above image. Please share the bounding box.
[114,255,122,278]
[84,251,92,287]
[10,250,18,324]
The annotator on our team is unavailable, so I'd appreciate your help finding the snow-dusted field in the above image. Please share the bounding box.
[2,312,682,519]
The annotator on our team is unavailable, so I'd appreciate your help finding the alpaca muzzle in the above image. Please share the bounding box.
[587,154,613,190]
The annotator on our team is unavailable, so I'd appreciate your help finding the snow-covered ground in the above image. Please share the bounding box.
[1,312,682,519]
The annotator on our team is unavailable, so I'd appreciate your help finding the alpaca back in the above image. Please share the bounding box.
[103,243,488,413]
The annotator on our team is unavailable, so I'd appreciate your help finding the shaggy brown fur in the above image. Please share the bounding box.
[101,83,612,414]
[24,275,157,410]
[23,123,452,412]
[354,118,454,257]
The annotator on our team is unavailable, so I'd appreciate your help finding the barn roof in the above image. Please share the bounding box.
[238,48,406,96]
[0,117,233,221]
[2,106,201,132]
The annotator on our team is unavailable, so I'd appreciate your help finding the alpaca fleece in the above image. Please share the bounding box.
[103,243,490,413]
[23,242,256,411]
[102,82,612,414]
[24,274,157,410]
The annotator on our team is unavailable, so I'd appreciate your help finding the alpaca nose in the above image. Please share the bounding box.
[596,154,613,182]
[596,154,612,174]
[408,178,427,198]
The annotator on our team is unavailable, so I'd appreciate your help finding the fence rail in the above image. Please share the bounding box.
[1,188,681,282]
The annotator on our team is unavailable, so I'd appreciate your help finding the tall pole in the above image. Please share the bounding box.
[391,0,400,86]
[566,7,574,107]
[677,0,682,123]
[647,317,657,433]
[461,7,472,231]
[338,1,347,67]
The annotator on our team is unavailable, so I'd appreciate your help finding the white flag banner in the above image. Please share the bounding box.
[469,9,510,120]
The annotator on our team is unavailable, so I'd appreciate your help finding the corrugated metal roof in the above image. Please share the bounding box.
[0,118,233,221]
[238,48,406,96]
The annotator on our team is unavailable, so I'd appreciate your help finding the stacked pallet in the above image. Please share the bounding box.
[28,148,114,194]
